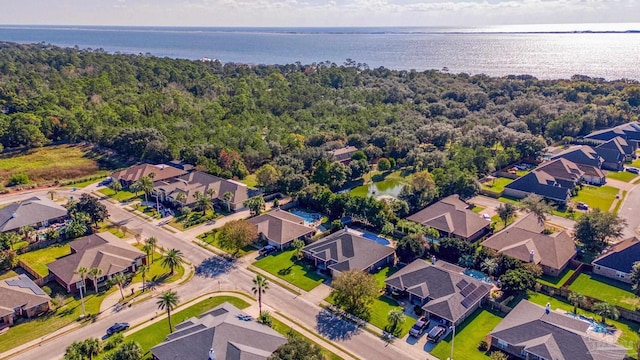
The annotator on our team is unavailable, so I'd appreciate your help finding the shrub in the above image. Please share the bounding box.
[258,311,273,327]
[7,173,29,187]
[478,340,488,351]
[42,286,52,296]
[377,158,391,171]
[103,333,124,351]
[413,305,424,316]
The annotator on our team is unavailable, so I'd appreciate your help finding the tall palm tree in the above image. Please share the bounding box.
[75,266,88,317]
[5,232,21,250]
[137,176,154,205]
[481,258,499,278]
[88,267,103,293]
[81,338,101,360]
[142,243,153,264]
[146,237,158,262]
[252,275,269,314]
[592,301,620,324]
[111,273,127,300]
[162,249,185,275]
[47,189,57,201]
[157,290,179,333]
[387,308,406,334]
[174,192,187,205]
[206,188,216,200]
[223,191,233,212]
[568,292,586,314]
[196,195,213,216]
[109,180,122,194]
[19,225,35,243]
[139,264,150,291]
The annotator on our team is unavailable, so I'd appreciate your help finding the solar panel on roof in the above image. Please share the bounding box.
[459,283,476,297]
[455,279,469,289]
[461,287,487,308]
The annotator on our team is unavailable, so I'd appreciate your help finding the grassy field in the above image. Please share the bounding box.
[0,145,109,185]
[537,267,575,288]
[573,185,618,211]
[167,210,217,231]
[568,273,640,310]
[239,174,258,188]
[18,242,71,277]
[607,171,638,183]
[199,230,255,257]
[431,309,504,360]
[98,188,139,202]
[481,177,513,193]
[253,250,325,291]
[271,317,342,360]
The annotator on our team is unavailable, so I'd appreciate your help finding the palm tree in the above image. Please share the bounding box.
[5,232,21,250]
[75,266,88,317]
[592,301,620,324]
[157,290,179,333]
[142,243,153,264]
[174,192,187,205]
[19,225,35,243]
[387,308,406,334]
[139,264,150,291]
[47,189,57,201]
[252,275,269,314]
[206,188,216,200]
[162,249,185,275]
[88,267,103,293]
[146,237,158,262]
[80,338,101,360]
[568,292,586,314]
[497,203,517,226]
[481,258,499,278]
[223,191,233,212]
[129,181,142,196]
[457,254,474,268]
[109,180,122,194]
[196,194,213,216]
[111,273,127,300]
[137,176,154,205]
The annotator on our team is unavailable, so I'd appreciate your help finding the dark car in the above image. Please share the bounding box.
[626,167,640,174]
[259,245,277,256]
[409,317,430,337]
[576,202,589,210]
[106,322,130,335]
[427,325,447,343]
[99,177,113,186]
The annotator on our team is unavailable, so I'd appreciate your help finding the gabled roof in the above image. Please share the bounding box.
[47,233,144,285]
[151,302,286,360]
[585,122,640,143]
[481,213,576,270]
[303,229,394,273]
[0,275,50,318]
[111,163,186,183]
[153,171,249,207]
[575,164,606,179]
[505,167,573,202]
[551,146,602,167]
[0,196,67,232]
[596,136,634,158]
[406,195,489,239]
[384,260,492,323]
[592,236,640,273]
[328,146,358,162]
[535,158,584,182]
[247,209,315,245]
[491,300,626,360]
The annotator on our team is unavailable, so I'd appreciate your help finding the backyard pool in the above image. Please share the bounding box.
[289,209,322,225]
[362,232,391,246]
[464,269,494,284]
[564,312,610,334]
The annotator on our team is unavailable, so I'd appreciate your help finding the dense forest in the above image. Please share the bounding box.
[1,42,640,202]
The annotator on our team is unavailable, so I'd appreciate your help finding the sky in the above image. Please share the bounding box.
[2,0,640,28]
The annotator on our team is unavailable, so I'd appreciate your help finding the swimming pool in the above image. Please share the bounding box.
[564,312,610,334]
[362,233,391,246]
[289,209,321,225]
[464,269,493,284]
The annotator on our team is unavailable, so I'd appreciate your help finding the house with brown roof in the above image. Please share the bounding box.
[0,275,51,328]
[302,228,394,277]
[490,300,626,360]
[0,196,68,233]
[481,213,576,276]
[247,209,315,249]
[152,171,251,212]
[47,233,146,292]
[112,163,187,188]
[550,146,606,185]
[328,146,358,165]
[406,195,490,242]
[594,137,636,170]
[592,236,640,284]
[385,260,492,326]
[504,158,584,204]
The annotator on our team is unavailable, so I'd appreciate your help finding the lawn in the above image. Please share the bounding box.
[271,317,342,360]
[133,204,160,219]
[607,171,638,183]
[573,185,618,211]
[525,291,639,357]
[97,222,129,238]
[481,177,513,193]
[98,187,139,202]
[568,273,640,310]
[239,173,258,188]
[133,246,185,286]
[0,269,19,280]
[362,170,408,183]
[0,144,109,184]
[470,205,485,214]
[613,190,627,214]
[537,267,575,288]
[253,250,325,291]
[373,266,399,289]
[199,230,255,257]
[64,176,108,189]
[167,210,218,231]
[497,196,520,205]
[431,309,504,360]
[18,242,71,277]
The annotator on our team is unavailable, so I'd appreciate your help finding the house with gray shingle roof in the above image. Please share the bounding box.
[592,236,640,284]
[490,300,626,360]
[0,275,51,328]
[47,232,145,292]
[384,260,492,326]
[151,302,286,360]
[406,195,490,242]
[481,213,576,276]
[111,163,186,188]
[0,196,67,233]
[247,209,315,249]
[594,136,637,170]
[584,121,640,147]
[302,228,394,277]
[504,158,584,204]
[328,146,358,164]
[550,145,606,185]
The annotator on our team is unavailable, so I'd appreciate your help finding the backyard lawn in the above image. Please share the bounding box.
[568,273,640,310]
[607,171,638,183]
[199,230,255,257]
[431,309,504,360]
[537,267,575,288]
[573,185,618,211]
[373,265,399,289]
[18,242,71,277]
[239,173,258,188]
[253,250,325,291]
[0,269,19,280]
[481,177,513,193]
[98,187,139,202]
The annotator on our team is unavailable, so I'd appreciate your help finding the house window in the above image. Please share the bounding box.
[497,339,508,349]
[616,271,625,278]
[595,266,600,270]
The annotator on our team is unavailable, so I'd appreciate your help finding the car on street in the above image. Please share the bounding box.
[427,324,447,343]
[576,202,589,210]
[106,322,130,335]
[409,317,430,337]
[259,245,277,256]
[626,167,640,174]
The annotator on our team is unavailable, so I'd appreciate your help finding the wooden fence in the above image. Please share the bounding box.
[17,260,50,287]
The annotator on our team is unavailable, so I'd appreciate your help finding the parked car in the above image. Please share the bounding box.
[106,322,130,335]
[625,167,640,174]
[259,245,277,256]
[409,317,430,337]
[427,324,447,343]
[99,177,113,186]
[576,202,589,210]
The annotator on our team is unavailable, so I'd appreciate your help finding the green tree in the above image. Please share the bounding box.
[291,238,305,260]
[490,351,509,360]
[80,338,101,360]
[574,209,626,253]
[5,232,21,251]
[110,341,143,360]
[64,341,85,360]
[67,194,109,225]
[109,180,122,194]
[244,195,266,216]
[312,158,332,186]
[223,191,234,212]
[520,194,552,225]
[330,270,378,320]
[195,191,213,216]
[88,267,103,293]
[19,225,35,243]
[75,266,88,317]
[252,274,269,314]
[256,164,280,191]
[136,176,154,205]
[139,264,150,291]
[497,202,517,226]
[269,334,324,360]
[396,234,427,263]
[157,290,179,333]
[386,308,406,335]
[111,273,127,300]
[217,219,259,256]
[499,268,536,293]
[592,301,620,324]
[630,261,640,295]
[377,158,391,171]
[481,258,499,278]
[145,237,158,262]
[47,189,57,200]
[161,248,185,275]
[174,192,187,204]
[142,243,153,264]
[568,292,586,314]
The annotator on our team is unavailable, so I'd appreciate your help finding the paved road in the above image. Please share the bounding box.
[616,182,640,239]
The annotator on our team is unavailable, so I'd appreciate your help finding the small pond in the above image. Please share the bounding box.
[350,179,405,199]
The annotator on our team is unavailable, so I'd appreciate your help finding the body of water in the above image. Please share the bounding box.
[350,179,405,199]
[0,25,639,79]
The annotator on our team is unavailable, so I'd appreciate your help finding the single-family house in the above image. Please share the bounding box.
[302,228,395,277]
[47,233,146,292]
[490,300,626,360]
[384,260,492,327]
[151,302,286,360]
[167,160,195,172]
[592,236,640,284]
[247,209,315,249]
[152,171,250,212]
[0,275,51,328]
[504,158,584,204]
[584,121,640,147]
[0,196,67,233]
[111,163,187,188]
[550,146,606,185]
[481,213,576,276]
[594,137,637,171]
[406,195,490,242]
[328,146,358,165]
